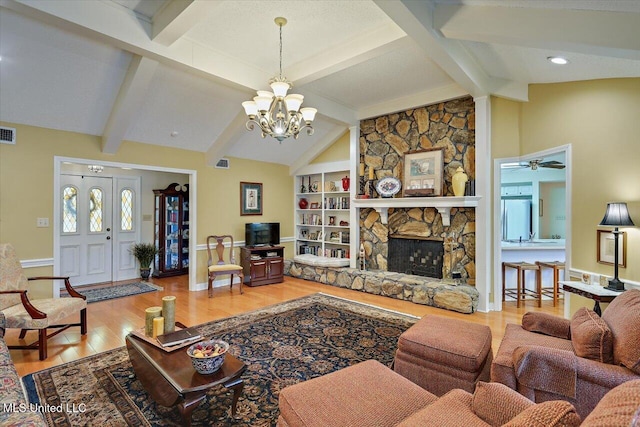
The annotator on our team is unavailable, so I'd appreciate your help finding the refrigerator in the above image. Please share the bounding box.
[501,198,532,241]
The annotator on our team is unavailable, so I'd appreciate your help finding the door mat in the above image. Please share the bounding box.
[62,281,163,303]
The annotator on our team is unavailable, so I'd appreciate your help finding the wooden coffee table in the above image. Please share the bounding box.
[125,333,246,426]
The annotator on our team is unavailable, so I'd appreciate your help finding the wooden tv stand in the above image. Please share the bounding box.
[240,245,284,287]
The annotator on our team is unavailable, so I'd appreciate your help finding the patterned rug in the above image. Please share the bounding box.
[62,282,163,303]
[23,293,417,426]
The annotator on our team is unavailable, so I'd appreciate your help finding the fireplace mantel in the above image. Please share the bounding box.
[352,196,481,226]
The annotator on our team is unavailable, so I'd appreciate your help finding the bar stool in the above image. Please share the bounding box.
[502,262,541,308]
[536,261,565,307]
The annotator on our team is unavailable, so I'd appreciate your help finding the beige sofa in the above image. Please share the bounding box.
[0,313,46,426]
[277,359,640,427]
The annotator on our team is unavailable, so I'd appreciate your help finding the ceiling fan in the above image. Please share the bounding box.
[502,159,566,170]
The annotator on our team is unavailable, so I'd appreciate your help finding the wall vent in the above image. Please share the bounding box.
[215,158,230,169]
[0,127,16,144]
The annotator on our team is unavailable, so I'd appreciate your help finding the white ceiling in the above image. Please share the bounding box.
[1,0,639,169]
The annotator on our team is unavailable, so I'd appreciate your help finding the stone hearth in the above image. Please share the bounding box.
[284,260,479,314]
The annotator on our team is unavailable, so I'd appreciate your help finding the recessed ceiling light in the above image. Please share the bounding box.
[547,56,569,65]
[170,131,179,137]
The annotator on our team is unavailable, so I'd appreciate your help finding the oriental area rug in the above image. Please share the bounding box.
[23,293,417,426]
[61,281,162,303]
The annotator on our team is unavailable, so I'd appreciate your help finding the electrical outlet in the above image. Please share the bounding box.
[36,217,49,227]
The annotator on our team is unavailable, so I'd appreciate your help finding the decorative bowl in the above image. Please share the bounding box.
[186,339,229,374]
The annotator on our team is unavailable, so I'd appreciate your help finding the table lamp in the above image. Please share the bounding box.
[598,202,635,291]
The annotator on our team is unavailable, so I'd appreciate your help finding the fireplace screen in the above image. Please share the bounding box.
[388,237,444,279]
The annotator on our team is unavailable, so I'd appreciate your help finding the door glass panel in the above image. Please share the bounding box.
[121,188,133,231]
[89,187,103,232]
[62,186,77,233]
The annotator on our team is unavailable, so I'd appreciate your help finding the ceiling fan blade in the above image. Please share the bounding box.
[539,160,566,169]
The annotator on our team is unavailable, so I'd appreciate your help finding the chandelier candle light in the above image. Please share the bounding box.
[242,17,317,142]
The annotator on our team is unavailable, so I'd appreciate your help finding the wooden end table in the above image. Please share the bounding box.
[125,333,246,426]
[560,280,619,316]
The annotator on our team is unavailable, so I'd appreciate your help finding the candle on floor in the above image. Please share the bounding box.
[152,317,164,339]
[145,306,162,337]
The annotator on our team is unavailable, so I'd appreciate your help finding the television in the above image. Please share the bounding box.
[245,222,280,247]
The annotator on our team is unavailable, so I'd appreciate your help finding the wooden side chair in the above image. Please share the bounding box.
[0,243,87,360]
[206,235,244,298]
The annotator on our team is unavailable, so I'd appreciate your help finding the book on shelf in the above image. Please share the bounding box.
[156,327,202,347]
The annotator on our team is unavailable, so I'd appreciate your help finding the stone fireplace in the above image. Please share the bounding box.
[388,236,444,279]
[358,96,476,285]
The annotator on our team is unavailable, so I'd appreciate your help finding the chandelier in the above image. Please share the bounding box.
[242,17,317,142]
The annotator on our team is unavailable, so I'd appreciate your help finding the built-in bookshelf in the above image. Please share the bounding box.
[295,164,352,260]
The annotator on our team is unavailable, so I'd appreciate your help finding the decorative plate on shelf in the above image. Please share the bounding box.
[376,177,401,197]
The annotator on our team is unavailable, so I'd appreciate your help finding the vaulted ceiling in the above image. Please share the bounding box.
[1,0,639,168]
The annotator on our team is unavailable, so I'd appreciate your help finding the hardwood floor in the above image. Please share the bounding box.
[6,275,564,377]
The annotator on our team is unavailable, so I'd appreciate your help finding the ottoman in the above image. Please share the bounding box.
[277,360,437,427]
[394,315,493,396]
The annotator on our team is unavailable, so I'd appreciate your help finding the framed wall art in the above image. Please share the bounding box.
[402,148,444,197]
[240,182,262,216]
[597,229,626,267]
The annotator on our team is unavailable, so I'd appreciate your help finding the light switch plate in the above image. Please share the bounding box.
[36,217,49,227]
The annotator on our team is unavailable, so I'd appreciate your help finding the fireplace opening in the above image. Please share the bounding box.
[388,236,444,279]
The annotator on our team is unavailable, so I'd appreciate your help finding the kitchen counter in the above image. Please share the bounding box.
[501,239,565,251]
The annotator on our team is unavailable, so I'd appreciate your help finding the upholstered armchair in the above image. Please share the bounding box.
[0,243,87,360]
[491,288,640,419]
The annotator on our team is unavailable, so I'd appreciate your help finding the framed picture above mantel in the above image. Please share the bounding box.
[402,148,444,197]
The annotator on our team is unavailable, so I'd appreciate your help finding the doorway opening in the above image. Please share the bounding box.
[493,144,572,311]
[53,157,197,296]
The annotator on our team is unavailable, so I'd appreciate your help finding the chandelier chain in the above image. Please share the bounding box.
[279,23,283,79]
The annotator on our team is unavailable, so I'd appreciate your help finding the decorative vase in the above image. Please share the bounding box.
[162,296,176,334]
[341,176,350,191]
[140,267,151,281]
[452,167,468,197]
[145,306,162,337]
[298,198,308,209]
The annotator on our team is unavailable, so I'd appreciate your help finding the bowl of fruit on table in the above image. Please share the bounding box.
[186,339,229,374]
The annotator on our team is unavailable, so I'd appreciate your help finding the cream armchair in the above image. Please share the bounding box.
[0,243,87,360]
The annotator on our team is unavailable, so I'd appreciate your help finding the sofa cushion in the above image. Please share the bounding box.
[581,379,640,426]
[396,389,490,427]
[292,254,350,267]
[570,307,613,363]
[491,323,574,390]
[601,289,640,374]
[522,312,570,340]
[502,400,581,427]
[472,381,534,426]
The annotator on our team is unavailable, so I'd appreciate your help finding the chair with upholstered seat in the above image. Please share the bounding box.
[206,235,244,298]
[0,243,87,360]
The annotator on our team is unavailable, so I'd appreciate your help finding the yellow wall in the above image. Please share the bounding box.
[492,78,640,311]
[0,122,294,291]
[311,131,350,164]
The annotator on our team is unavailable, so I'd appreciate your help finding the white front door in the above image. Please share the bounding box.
[60,175,113,285]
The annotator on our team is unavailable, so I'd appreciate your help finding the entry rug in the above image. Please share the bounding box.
[62,282,163,303]
[23,293,417,426]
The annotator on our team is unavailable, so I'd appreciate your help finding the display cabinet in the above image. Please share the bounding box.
[295,167,352,260]
[153,183,189,277]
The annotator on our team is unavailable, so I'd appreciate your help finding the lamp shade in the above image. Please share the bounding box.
[284,94,304,112]
[300,107,317,122]
[599,202,635,227]
[242,101,258,116]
